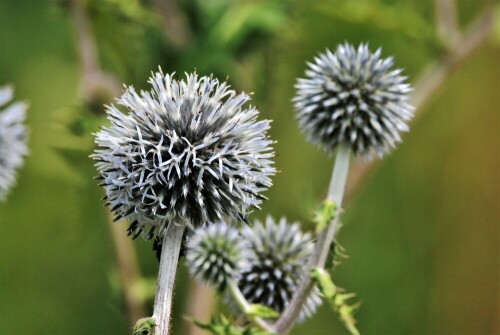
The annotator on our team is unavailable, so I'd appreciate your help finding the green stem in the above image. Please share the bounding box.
[272,144,351,334]
[227,280,274,332]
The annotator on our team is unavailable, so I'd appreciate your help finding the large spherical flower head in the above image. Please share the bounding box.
[0,86,28,201]
[294,43,414,158]
[92,71,275,239]
[185,223,250,290]
[236,217,322,322]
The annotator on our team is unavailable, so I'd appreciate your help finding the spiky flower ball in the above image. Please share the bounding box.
[0,86,28,201]
[236,217,322,322]
[92,71,275,239]
[186,223,249,290]
[294,43,413,158]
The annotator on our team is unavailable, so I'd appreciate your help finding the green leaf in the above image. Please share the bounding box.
[132,317,155,335]
[311,268,361,335]
[311,268,337,299]
[313,0,437,48]
[313,199,337,232]
[247,304,279,320]
[325,237,349,271]
[188,315,277,335]
[207,1,286,49]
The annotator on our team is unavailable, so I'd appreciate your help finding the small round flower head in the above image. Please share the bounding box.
[236,216,322,322]
[0,86,28,201]
[92,70,275,239]
[294,43,413,158]
[185,223,249,290]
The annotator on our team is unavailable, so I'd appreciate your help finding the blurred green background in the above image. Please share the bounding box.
[0,0,498,334]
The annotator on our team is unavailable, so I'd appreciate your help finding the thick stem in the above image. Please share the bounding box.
[273,145,351,334]
[153,223,186,335]
[227,280,274,332]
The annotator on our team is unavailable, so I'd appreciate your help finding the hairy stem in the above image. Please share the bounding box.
[273,145,351,334]
[227,280,274,332]
[153,224,185,335]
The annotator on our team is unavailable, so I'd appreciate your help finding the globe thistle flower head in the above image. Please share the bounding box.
[185,223,250,290]
[92,70,275,239]
[236,217,322,322]
[0,86,28,201]
[294,43,414,158]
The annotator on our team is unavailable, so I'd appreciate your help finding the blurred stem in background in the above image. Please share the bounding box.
[182,283,215,335]
[69,0,146,327]
[152,0,190,49]
[435,0,459,46]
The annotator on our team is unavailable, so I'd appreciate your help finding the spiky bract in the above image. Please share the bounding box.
[0,86,28,201]
[185,223,249,290]
[294,43,413,158]
[237,217,322,322]
[92,71,275,239]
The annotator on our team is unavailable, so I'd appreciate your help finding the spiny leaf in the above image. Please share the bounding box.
[326,236,349,271]
[187,315,277,335]
[247,304,279,319]
[132,317,155,335]
[311,268,337,299]
[313,199,337,232]
[311,268,361,335]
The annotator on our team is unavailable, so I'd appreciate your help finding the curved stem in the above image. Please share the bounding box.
[227,280,274,332]
[153,223,186,335]
[273,144,351,334]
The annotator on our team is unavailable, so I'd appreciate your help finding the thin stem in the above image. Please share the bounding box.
[70,0,99,83]
[227,280,274,332]
[153,223,186,335]
[183,280,216,335]
[273,144,351,334]
[107,212,146,328]
[70,0,118,107]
